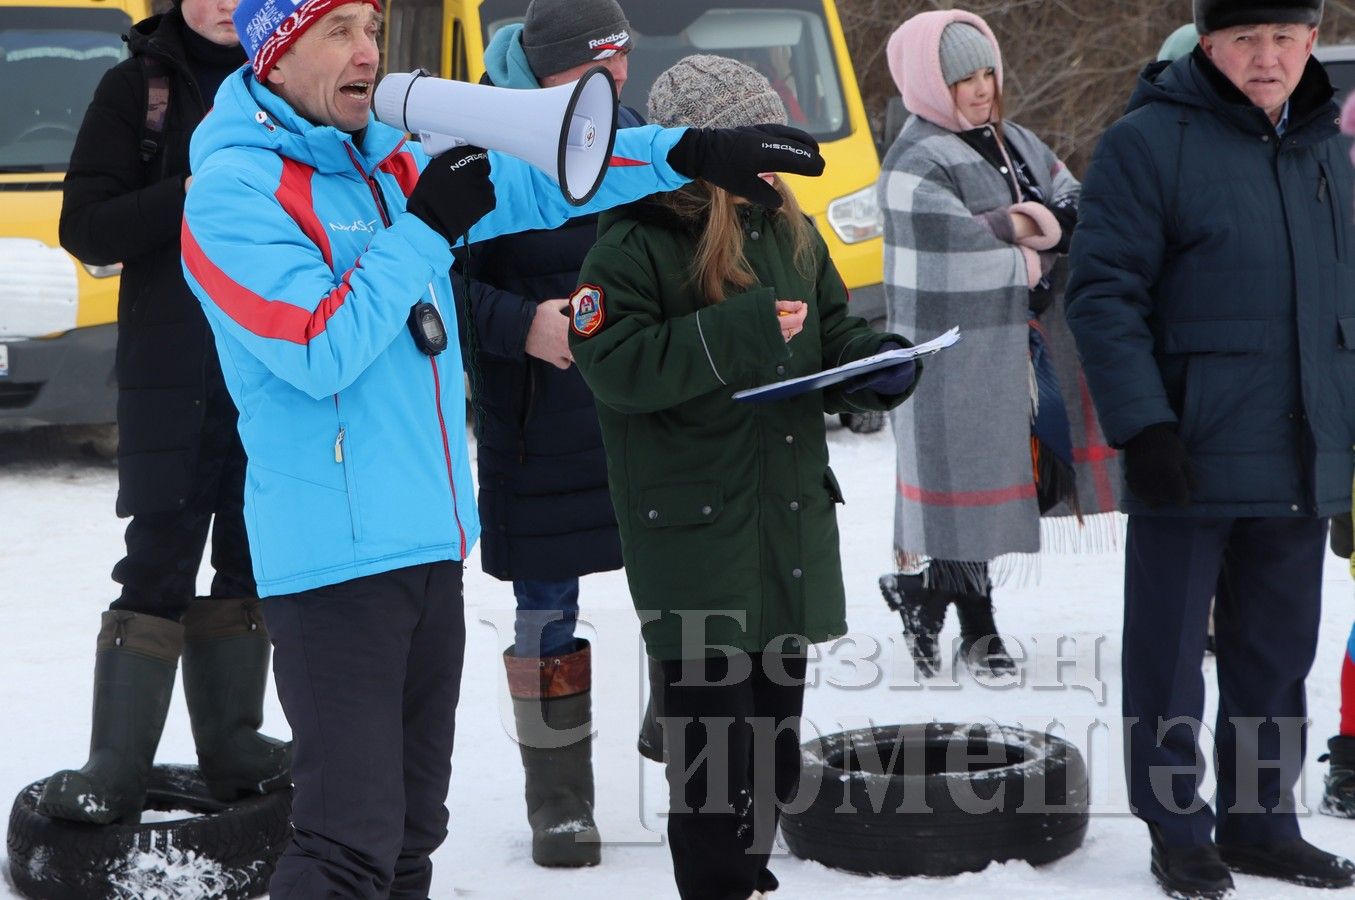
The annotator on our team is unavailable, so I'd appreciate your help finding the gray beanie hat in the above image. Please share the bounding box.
[522,0,631,79]
[938,22,997,86]
[647,54,788,129]
[1193,0,1322,34]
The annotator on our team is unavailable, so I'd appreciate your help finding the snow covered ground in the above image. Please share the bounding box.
[1,422,1351,899]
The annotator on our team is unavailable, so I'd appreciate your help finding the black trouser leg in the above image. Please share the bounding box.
[660,652,806,900]
[110,505,214,619]
[1213,517,1325,846]
[392,562,465,899]
[262,562,465,900]
[205,428,254,600]
[1123,515,1230,847]
[1124,515,1325,848]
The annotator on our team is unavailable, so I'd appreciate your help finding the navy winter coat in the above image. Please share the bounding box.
[458,107,643,582]
[1067,48,1355,518]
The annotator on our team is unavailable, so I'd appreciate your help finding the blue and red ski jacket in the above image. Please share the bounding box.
[181,69,687,596]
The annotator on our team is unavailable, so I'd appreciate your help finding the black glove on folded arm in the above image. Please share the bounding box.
[1123,422,1195,508]
[666,124,825,208]
[1046,194,1079,254]
[844,342,917,396]
[406,145,497,244]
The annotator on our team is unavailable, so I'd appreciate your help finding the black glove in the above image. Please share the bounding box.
[845,342,916,396]
[666,124,825,208]
[1123,422,1195,508]
[406,145,496,244]
[1046,195,1078,254]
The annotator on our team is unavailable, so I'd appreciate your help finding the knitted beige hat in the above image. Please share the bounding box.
[646,54,788,129]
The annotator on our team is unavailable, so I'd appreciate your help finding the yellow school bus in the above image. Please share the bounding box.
[0,0,151,428]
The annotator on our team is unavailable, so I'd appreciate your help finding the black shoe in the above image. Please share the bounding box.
[879,573,949,678]
[1148,828,1234,899]
[952,589,1017,679]
[1319,734,1355,819]
[1218,839,1355,889]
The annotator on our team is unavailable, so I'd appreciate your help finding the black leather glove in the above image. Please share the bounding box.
[666,124,825,208]
[1331,512,1353,559]
[1123,422,1195,508]
[406,145,496,244]
[845,342,916,396]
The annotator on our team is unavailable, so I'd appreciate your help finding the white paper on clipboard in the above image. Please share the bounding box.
[732,327,961,403]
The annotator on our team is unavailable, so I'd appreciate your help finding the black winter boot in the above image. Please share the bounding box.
[181,598,291,802]
[637,654,665,763]
[505,640,601,867]
[952,588,1017,680]
[879,573,949,678]
[1148,824,1234,899]
[1218,838,1355,889]
[1319,734,1355,819]
[37,611,182,824]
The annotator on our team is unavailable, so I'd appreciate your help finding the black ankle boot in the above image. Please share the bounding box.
[952,589,1016,679]
[1217,838,1355,889]
[1148,825,1234,899]
[879,573,949,678]
[1319,734,1355,819]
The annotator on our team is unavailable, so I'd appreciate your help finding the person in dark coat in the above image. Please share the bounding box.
[1067,0,1355,895]
[39,0,290,825]
[458,0,635,868]
[571,55,915,900]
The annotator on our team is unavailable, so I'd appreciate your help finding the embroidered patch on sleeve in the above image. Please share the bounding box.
[570,284,606,337]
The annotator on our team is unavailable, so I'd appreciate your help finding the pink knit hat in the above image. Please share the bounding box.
[886,9,1003,133]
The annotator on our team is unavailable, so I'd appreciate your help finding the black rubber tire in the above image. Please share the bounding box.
[839,410,886,434]
[7,764,291,900]
[781,722,1088,878]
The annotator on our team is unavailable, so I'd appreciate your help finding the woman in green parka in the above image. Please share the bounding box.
[569,55,919,900]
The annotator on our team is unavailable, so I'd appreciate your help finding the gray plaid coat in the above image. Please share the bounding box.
[880,114,1120,568]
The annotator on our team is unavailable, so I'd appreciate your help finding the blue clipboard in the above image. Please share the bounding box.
[732,327,961,403]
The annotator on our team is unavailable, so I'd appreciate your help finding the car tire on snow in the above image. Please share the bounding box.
[6,764,291,900]
[781,722,1088,878]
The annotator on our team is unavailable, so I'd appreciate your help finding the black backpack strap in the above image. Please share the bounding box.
[139,55,170,163]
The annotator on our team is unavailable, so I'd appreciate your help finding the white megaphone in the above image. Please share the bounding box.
[374,67,618,207]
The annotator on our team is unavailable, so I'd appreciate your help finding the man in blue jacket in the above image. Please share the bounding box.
[180,0,824,895]
[1068,0,1355,896]
[458,0,637,869]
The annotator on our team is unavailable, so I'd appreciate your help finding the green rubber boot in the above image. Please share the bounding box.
[37,611,182,824]
[181,598,292,802]
[505,640,601,867]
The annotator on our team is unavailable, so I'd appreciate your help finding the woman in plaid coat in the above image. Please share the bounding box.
[877,8,1118,680]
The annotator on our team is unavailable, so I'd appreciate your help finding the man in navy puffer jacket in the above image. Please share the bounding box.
[1068,0,1355,895]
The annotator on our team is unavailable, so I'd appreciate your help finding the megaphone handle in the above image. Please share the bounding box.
[419,131,468,156]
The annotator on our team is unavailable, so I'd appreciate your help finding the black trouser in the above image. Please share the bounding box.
[110,388,254,618]
[1123,515,1325,848]
[262,562,465,900]
[659,652,807,900]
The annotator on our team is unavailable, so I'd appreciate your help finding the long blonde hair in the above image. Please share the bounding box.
[660,177,817,304]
